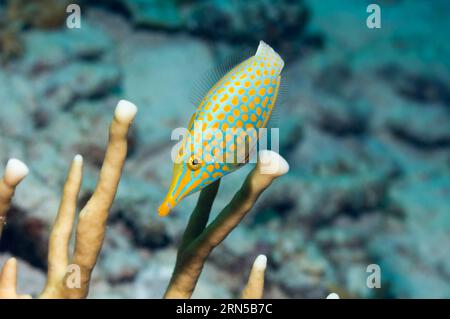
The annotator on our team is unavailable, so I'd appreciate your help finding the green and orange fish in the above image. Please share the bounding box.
[158,41,284,216]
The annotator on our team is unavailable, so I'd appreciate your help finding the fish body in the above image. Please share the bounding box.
[158,41,284,216]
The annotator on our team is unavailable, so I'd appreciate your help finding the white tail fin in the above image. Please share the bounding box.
[255,41,284,74]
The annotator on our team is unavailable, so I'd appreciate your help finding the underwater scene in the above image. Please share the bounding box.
[0,0,449,299]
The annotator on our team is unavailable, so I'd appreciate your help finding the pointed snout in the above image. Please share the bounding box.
[158,195,177,217]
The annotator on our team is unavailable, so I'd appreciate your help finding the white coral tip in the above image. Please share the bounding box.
[253,254,267,271]
[258,150,289,176]
[74,154,83,164]
[4,158,29,186]
[115,100,138,123]
[326,293,340,299]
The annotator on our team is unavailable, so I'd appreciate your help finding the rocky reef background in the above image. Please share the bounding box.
[0,0,449,298]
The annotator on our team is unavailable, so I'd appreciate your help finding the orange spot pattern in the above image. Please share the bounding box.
[175,52,282,199]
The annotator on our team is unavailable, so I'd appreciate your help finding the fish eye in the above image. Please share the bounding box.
[187,155,202,171]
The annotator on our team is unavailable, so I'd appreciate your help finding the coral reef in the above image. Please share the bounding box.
[0,100,137,298]
[0,98,277,299]
[0,0,448,299]
[165,151,289,298]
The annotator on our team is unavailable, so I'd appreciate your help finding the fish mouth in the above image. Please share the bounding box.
[158,162,185,217]
[158,195,177,217]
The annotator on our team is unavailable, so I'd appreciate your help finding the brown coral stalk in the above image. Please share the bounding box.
[241,254,267,299]
[0,257,32,299]
[0,159,29,238]
[164,150,289,298]
[40,100,137,298]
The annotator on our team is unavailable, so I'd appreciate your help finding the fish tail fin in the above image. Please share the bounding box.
[255,40,284,74]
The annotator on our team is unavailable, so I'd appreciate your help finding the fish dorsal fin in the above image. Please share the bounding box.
[189,52,247,108]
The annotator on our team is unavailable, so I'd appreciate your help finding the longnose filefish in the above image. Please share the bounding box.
[158,41,284,216]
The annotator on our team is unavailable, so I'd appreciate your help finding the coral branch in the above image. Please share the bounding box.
[165,150,289,298]
[241,254,267,299]
[0,258,32,299]
[0,159,29,238]
[70,100,136,298]
[40,100,137,298]
[179,179,221,253]
[41,155,83,297]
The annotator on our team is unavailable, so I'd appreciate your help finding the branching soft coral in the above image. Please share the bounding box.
[0,100,137,299]
[164,150,289,299]
[0,97,288,299]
